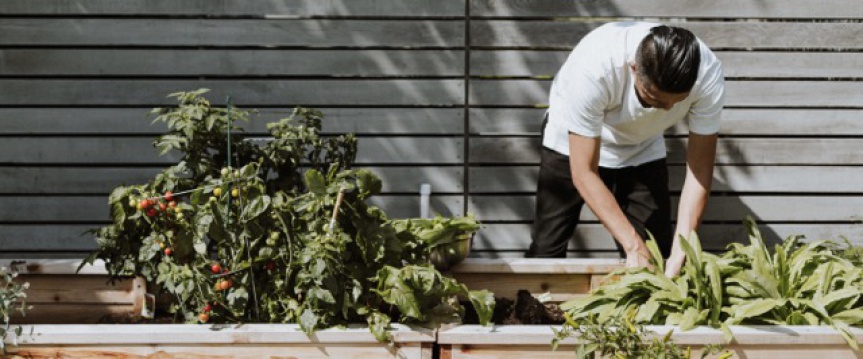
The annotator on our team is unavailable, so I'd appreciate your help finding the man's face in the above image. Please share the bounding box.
[630,63,690,110]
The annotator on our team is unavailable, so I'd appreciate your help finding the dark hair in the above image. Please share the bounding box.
[635,25,701,93]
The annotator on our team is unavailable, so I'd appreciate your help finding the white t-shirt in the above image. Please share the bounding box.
[544,22,725,168]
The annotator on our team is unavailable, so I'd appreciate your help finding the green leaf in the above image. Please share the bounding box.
[241,194,271,222]
[299,308,319,334]
[467,290,495,326]
[305,170,327,196]
[645,237,665,274]
[730,299,783,324]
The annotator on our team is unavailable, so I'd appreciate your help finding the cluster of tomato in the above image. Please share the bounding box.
[132,191,184,220]
[199,262,232,323]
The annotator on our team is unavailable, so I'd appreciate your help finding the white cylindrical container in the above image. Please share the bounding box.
[419,183,432,219]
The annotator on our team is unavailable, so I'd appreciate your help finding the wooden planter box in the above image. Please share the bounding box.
[438,325,863,359]
[2,259,145,324]
[5,324,434,358]
[448,258,623,302]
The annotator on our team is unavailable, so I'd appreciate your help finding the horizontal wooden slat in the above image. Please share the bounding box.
[0,0,463,17]
[469,108,863,136]
[469,138,863,165]
[0,49,463,77]
[6,324,433,344]
[0,19,463,47]
[470,51,863,79]
[451,272,590,302]
[9,304,139,324]
[450,258,622,274]
[1,259,108,275]
[471,0,863,19]
[469,166,863,193]
[471,21,863,49]
[18,275,139,304]
[0,166,463,194]
[474,223,863,252]
[469,79,863,107]
[0,108,464,135]
[468,195,863,222]
[0,195,464,223]
[0,80,463,106]
[439,324,863,346]
[0,137,463,164]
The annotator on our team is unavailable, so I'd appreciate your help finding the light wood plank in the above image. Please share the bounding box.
[471,21,863,49]
[0,19,463,47]
[0,108,464,135]
[470,51,863,79]
[0,80,464,106]
[469,166,863,193]
[7,344,429,359]
[0,166,463,194]
[470,0,863,19]
[9,304,140,325]
[469,79,863,107]
[470,108,863,136]
[439,324,863,345]
[468,195,863,222]
[0,195,465,223]
[0,0,464,17]
[469,138,863,165]
[472,224,863,252]
[449,258,622,274]
[1,259,108,275]
[6,324,434,344]
[0,137,463,164]
[18,275,140,304]
[0,49,463,77]
[449,272,591,302]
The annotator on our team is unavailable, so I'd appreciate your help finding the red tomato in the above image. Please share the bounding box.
[164,191,175,202]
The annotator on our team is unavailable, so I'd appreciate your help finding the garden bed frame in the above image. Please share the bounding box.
[448,258,623,302]
[438,325,863,359]
[2,259,145,324]
[5,324,434,359]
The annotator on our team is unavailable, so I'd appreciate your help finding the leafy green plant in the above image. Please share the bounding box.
[552,312,729,359]
[562,217,863,349]
[81,89,493,341]
[0,266,29,353]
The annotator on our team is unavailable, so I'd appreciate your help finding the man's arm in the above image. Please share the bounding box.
[568,133,652,268]
[665,132,717,277]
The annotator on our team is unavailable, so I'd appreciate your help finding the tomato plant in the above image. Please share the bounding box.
[82,89,493,342]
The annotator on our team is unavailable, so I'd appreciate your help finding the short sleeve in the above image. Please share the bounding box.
[686,53,725,135]
[548,51,610,138]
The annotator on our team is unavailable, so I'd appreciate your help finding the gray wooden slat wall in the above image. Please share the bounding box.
[1,0,862,259]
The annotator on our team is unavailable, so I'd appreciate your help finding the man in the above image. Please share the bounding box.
[526,22,725,277]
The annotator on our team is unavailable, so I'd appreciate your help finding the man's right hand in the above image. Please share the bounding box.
[625,244,653,269]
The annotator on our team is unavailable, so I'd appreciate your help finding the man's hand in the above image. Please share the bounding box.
[625,243,653,269]
[664,253,685,277]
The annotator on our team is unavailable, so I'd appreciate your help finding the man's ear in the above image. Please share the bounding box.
[629,62,638,74]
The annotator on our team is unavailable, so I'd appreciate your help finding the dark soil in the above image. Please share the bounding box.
[463,289,565,325]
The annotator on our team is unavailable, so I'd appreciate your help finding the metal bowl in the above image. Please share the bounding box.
[429,232,473,271]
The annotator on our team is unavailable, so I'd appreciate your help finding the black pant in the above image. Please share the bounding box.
[527,147,673,259]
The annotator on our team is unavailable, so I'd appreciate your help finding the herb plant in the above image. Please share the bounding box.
[552,312,729,359]
[562,217,863,349]
[0,266,29,353]
[81,89,493,341]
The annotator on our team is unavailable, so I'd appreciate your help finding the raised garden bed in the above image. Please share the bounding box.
[2,259,145,324]
[448,258,623,302]
[5,324,434,359]
[438,325,863,359]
